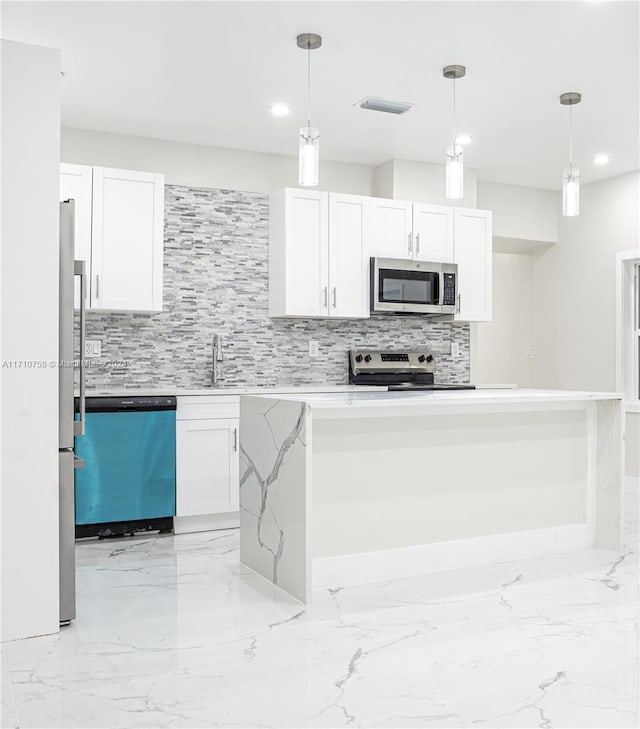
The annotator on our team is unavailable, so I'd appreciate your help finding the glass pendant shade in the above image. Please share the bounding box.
[563,168,580,217]
[445,145,464,199]
[299,127,319,187]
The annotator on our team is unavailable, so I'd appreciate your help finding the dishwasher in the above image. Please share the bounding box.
[74,396,177,538]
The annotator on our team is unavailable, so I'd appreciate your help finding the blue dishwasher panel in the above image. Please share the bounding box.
[75,410,176,525]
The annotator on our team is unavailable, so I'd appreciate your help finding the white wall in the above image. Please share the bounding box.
[372,158,477,207]
[61,128,375,195]
[1,41,61,641]
[477,180,558,251]
[471,253,535,387]
[532,171,639,391]
[530,172,640,480]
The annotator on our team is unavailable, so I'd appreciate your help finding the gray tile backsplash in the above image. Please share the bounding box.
[83,185,470,389]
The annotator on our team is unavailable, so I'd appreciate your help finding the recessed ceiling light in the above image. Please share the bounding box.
[593,153,611,165]
[270,103,290,117]
[455,134,472,146]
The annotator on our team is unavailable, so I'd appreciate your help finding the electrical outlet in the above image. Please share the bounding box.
[451,342,460,358]
[526,346,536,360]
[84,339,102,358]
[308,340,319,358]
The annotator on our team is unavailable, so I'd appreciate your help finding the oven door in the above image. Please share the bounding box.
[371,257,444,314]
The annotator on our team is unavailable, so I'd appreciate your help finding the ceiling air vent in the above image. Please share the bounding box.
[357,97,412,115]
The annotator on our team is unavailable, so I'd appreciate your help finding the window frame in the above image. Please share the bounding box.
[616,250,640,412]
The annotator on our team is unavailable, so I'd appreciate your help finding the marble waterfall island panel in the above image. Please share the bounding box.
[239,396,311,603]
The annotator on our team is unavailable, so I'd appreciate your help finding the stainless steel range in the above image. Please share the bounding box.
[348,349,475,391]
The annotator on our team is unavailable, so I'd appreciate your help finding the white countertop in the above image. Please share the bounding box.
[83,385,388,397]
[243,388,623,411]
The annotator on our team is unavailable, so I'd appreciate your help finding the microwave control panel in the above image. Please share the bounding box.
[442,273,456,306]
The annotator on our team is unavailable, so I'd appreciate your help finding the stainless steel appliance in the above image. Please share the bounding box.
[349,349,475,391]
[370,257,458,315]
[59,200,86,626]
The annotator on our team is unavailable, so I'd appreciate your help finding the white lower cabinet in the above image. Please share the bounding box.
[175,397,240,534]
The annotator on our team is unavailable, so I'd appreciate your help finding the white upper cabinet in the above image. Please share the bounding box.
[369,197,413,259]
[60,163,93,309]
[60,163,93,270]
[269,188,329,317]
[59,164,164,312]
[454,208,493,322]
[412,203,454,263]
[91,167,164,312]
[370,197,454,263]
[328,193,370,318]
[269,188,369,319]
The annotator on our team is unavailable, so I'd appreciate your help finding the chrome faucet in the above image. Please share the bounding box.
[211,335,223,387]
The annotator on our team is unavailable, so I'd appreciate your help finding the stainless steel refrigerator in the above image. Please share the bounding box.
[59,199,86,626]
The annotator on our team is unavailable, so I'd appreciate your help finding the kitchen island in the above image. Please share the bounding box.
[239,389,624,604]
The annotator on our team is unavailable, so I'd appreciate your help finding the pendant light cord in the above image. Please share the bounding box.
[569,103,573,173]
[451,77,456,151]
[307,43,312,129]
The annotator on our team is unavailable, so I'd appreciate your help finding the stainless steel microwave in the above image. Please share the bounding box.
[370,257,458,315]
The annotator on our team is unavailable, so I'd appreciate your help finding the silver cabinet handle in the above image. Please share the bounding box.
[416,233,420,254]
[233,427,238,452]
[332,287,337,308]
[407,232,412,255]
[74,260,86,436]
[95,273,100,300]
[323,286,328,308]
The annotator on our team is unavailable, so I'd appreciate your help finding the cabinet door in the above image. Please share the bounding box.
[176,418,239,516]
[328,193,370,318]
[269,188,329,317]
[454,208,493,322]
[91,167,164,312]
[286,188,329,317]
[60,163,92,308]
[412,203,454,263]
[369,197,413,260]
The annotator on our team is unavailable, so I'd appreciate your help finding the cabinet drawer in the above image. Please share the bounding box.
[177,396,240,421]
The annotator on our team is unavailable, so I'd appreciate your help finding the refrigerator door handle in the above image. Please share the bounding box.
[74,260,86,436]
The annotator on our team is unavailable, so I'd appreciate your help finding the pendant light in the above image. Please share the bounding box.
[443,64,466,199]
[297,33,322,187]
[560,91,581,217]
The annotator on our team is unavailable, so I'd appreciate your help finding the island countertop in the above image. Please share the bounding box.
[241,388,622,414]
[239,387,624,603]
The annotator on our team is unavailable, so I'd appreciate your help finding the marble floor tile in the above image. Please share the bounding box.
[1,486,638,729]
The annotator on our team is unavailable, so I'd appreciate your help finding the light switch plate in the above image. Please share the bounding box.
[451,342,460,358]
[526,346,535,360]
[84,339,102,358]
[308,340,319,358]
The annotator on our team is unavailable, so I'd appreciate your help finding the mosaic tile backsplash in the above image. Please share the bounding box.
[83,185,470,389]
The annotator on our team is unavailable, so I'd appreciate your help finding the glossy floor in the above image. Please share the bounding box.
[2,486,638,729]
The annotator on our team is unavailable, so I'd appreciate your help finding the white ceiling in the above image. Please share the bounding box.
[2,1,639,190]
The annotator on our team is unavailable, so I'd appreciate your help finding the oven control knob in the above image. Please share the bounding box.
[355,354,363,363]
[364,354,372,363]
[426,354,434,363]
[418,354,426,362]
